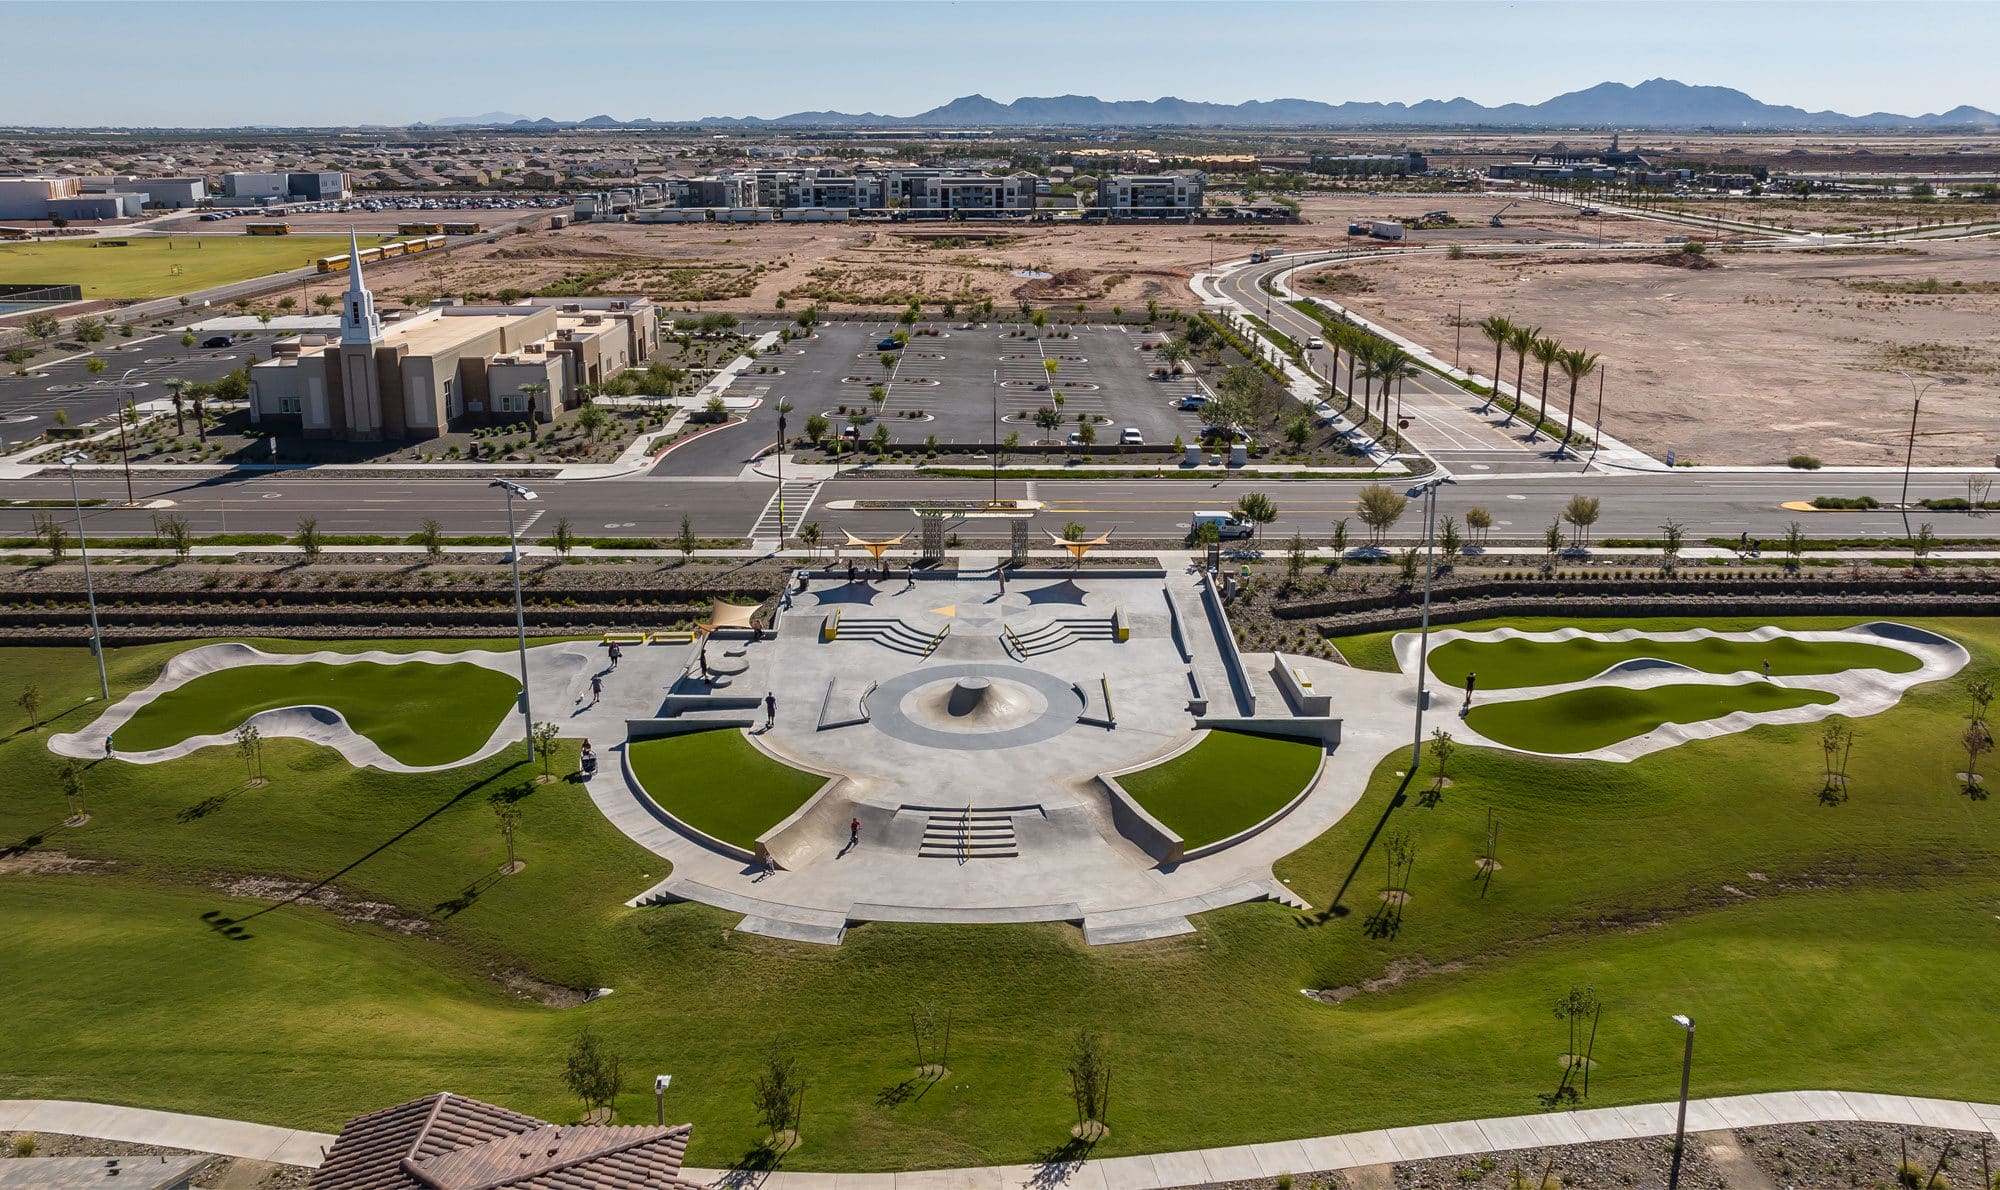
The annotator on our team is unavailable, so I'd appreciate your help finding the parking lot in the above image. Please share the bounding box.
[0,331,275,448]
[742,320,1214,450]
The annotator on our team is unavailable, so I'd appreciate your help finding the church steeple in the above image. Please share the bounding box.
[339,230,383,346]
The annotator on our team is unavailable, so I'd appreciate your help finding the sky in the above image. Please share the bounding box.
[5,0,1998,127]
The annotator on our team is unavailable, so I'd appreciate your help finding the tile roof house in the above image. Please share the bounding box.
[309,1092,704,1190]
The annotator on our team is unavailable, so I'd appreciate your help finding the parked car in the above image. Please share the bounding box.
[201,335,232,348]
[1120,428,1144,445]
[1176,394,1210,411]
[875,337,902,351]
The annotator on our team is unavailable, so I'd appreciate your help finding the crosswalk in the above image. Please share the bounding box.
[748,479,822,545]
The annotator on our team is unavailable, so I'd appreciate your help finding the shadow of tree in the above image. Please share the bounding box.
[1026,1136,1098,1190]
[433,868,510,918]
[874,1078,918,1108]
[195,762,523,936]
[177,793,233,822]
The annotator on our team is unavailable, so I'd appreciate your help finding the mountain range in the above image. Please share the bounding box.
[427,80,1999,131]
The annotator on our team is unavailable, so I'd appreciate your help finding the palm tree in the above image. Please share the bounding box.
[1556,348,1602,456]
[1353,339,1383,426]
[1528,335,1563,442]
[1476,315,1513,413]
[1376,346,1420,431]
[1504,323,1540,427]
[165,378,187,435]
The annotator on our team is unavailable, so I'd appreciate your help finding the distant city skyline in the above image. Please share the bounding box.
[4,0,1998,128]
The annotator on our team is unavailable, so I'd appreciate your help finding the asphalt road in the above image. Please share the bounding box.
[6,468,1995,547]
[0,332,283,443]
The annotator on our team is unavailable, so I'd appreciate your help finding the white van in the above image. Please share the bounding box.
[1192,510,1254,539]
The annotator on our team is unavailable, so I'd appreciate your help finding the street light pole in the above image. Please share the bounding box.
[990,367,1000,504]
[62,453,109,701]
[1408,472,1456,767]
[115,368,139,506]
[1667,1014,1696,1190]
[491,480,539,763]
[1896,370,1940,517]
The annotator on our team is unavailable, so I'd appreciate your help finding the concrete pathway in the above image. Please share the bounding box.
[0,1100,334,1168]
[6,1091,1996,1179]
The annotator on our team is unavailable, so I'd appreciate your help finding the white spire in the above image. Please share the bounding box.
[339,227,382,346]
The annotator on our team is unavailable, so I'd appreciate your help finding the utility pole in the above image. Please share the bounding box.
[1408,472,1456,767]
[491,480,539,763]
[1667,1015,1696,1190]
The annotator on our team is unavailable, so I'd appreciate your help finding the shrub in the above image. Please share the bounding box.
[1788,454,1823,470]
[12,1134,35,1157]
[1812,495,1880,510]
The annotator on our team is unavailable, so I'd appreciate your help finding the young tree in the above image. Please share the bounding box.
[797,520,822,559]
[1030,309,1048,337]
[1426,727,1455,801]
[532,721,561,780]
[909,1002,952,1074]
[1285,531,1306,588]
[236,723,264,783]
[1032,405,1064,443]
[804,413,829,445]
[677,512,697,562]
[1075,418,1097,448]
[1554,986,1602,1100]
[1464,506,1493,546]
[295,516,321,562]
[17,684,42,730]
[752,1044,805,1145]
[31,513,68,561]
[1543,518,1566,564]
[562,1026,625,1121]
[1660,519,1686,573]
[1914,522,1937,566]
[1963,722,1992,798]
[1397,546,1421,584]
[868,383,888,417]
[1284,412,1314,450]
[1970,677,1995,727]
[416,518,445,561]
[1065,1029,1111,1136]
[1437,515,1462,559]
[1354,484,1407,546]
[575,404,608,438]
[1820,718,1855,802]
[1329,517,1350,574]
[59,757,86,823]
[999,429,1021,469]
[1233,491,1277,542]
[495,803,523,872]
[1043,358,1060,388]
[1561,495,1601,547]
[549,516,576,558]
[85,356,108,377]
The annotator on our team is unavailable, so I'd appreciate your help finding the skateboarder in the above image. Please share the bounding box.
[590,674,602,705]
[764,691,777,730]
[849,817,861,845]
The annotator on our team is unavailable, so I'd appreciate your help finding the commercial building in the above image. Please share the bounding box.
[1487,161,1619,182]
[220,170,352,201]
[248,237,656,442]
[1310,150,1428,176]
[1093,173,1206,216]
[47,192,146,219]
[0,175,82,220]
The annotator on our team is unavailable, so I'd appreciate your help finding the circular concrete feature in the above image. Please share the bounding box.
[870,663,1079,751]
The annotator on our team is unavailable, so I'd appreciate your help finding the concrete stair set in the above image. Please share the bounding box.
[834,616,940,655]
[1005,616,1119,658]
[916,806,1023,860]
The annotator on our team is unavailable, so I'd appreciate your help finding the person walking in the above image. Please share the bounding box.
[1762,658,1771,679]
[104,733,114,758]
[764,690,777,730]
[590,674,603,705]
[698,639,711,684]
[998,567,1007,595]
[608,642,621,670]
[846,561,856,584]
[1464,671,1478,706]
[849,816,861,845]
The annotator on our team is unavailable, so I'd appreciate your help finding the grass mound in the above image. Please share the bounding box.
[1116,729,1322,848]
[627,729,824,850]
[1426,632,1919,691]
[116,659,518,767]
[1467,682,1837,753]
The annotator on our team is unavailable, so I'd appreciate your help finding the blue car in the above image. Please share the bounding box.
[876,337,902,351]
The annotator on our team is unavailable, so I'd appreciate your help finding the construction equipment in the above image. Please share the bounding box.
[1489,202,1518,228]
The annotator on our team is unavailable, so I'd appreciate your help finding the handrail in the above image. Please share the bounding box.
[922,621,951,659]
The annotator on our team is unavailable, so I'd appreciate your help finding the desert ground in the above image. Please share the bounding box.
[1315,238,2000,466]
[295,194,1667,316]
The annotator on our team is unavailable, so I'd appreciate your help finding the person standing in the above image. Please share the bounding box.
[698,639,711,683]
[608,642,621,670]
[104,733,114,758]
[590,674,603,705]
[1464,671,1477,706]
[1762,658,1771,679]
[764,690,777,730]
[849,817,861,845]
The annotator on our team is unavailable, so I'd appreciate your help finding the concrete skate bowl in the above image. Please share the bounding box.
[867,663,1082,750]
[1407,622,1965,762]
[54,644,528,771]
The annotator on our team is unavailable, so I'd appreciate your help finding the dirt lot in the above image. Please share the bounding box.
[1318,238,2000,466]
[289,195,1653,320]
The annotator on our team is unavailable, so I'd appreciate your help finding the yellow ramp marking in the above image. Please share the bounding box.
[930,605,957,617]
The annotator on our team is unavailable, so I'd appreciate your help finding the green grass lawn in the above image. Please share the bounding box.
[0,235,385,300]
[627,729,824,849]
[1327,615,1922,676]
[1,628,1998,1170]
[1115,729,1323,848]
[1466,682,1839,753]
[114,658,518,767]
[1425,632,1921,691]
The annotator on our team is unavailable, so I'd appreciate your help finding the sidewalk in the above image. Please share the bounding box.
[4,1090,1996,1178]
